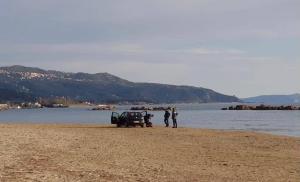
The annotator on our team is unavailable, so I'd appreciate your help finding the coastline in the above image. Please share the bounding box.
[0,124,299,181]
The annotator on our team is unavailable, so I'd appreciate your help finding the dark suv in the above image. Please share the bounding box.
[111,111,146,127]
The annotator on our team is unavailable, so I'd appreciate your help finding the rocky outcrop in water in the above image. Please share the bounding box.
[222,104,300,110]
[131,106,172,111]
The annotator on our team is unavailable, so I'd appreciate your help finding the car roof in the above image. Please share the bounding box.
[122,111,143,114]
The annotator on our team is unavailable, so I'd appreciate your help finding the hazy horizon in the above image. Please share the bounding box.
[0,0,299,98]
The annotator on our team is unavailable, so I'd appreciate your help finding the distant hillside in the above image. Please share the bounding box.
[243,94,300,104]
[0,65,239,104]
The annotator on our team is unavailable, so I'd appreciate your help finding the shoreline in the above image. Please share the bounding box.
[1,123,299,181]
[0,121,299,138]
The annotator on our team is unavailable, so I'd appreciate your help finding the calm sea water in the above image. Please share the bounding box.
[0,103,299,137]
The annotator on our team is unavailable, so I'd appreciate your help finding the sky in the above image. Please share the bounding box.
[0,0,299,97]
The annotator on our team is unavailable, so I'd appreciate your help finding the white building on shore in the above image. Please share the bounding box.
[0,104,9,111]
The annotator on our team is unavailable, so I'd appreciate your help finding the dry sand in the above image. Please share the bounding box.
[0,124,299,182]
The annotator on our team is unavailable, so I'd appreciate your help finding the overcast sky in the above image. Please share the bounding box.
[0,0,299,97]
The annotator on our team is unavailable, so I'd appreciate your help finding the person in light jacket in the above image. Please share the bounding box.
[171,108,178,128]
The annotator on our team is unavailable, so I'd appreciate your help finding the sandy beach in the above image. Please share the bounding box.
[0,124,299,182]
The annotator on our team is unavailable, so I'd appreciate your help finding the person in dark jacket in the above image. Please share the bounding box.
[144,111,153,127]
[172,108,178,128]
[164,110,170,127]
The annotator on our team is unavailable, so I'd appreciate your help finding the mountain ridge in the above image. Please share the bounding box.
[0,65,240,104]
[242,94,300,104]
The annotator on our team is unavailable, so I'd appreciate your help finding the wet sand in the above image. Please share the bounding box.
[0,124,299,181]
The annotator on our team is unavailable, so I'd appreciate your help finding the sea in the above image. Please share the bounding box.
[0,103,299,137]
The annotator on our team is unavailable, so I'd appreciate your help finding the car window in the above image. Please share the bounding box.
[120,112,143,118]
[120,112,127,117]
[112,112,119,118]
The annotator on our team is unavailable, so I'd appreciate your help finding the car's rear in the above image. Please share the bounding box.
[128,112,144,127]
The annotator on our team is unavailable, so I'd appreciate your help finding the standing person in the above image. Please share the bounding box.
[164,110,170,127]
[172,108,178,128]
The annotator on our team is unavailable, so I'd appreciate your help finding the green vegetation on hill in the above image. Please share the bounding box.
[0,65,239,104]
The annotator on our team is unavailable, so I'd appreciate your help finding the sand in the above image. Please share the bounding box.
[0,124,299,182]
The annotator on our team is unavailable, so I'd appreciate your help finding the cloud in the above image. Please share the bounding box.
[180,48,246,55]
[0,0,299,97]
[0,43,146,54]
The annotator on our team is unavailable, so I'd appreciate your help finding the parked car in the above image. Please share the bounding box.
[111,111,148,127]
